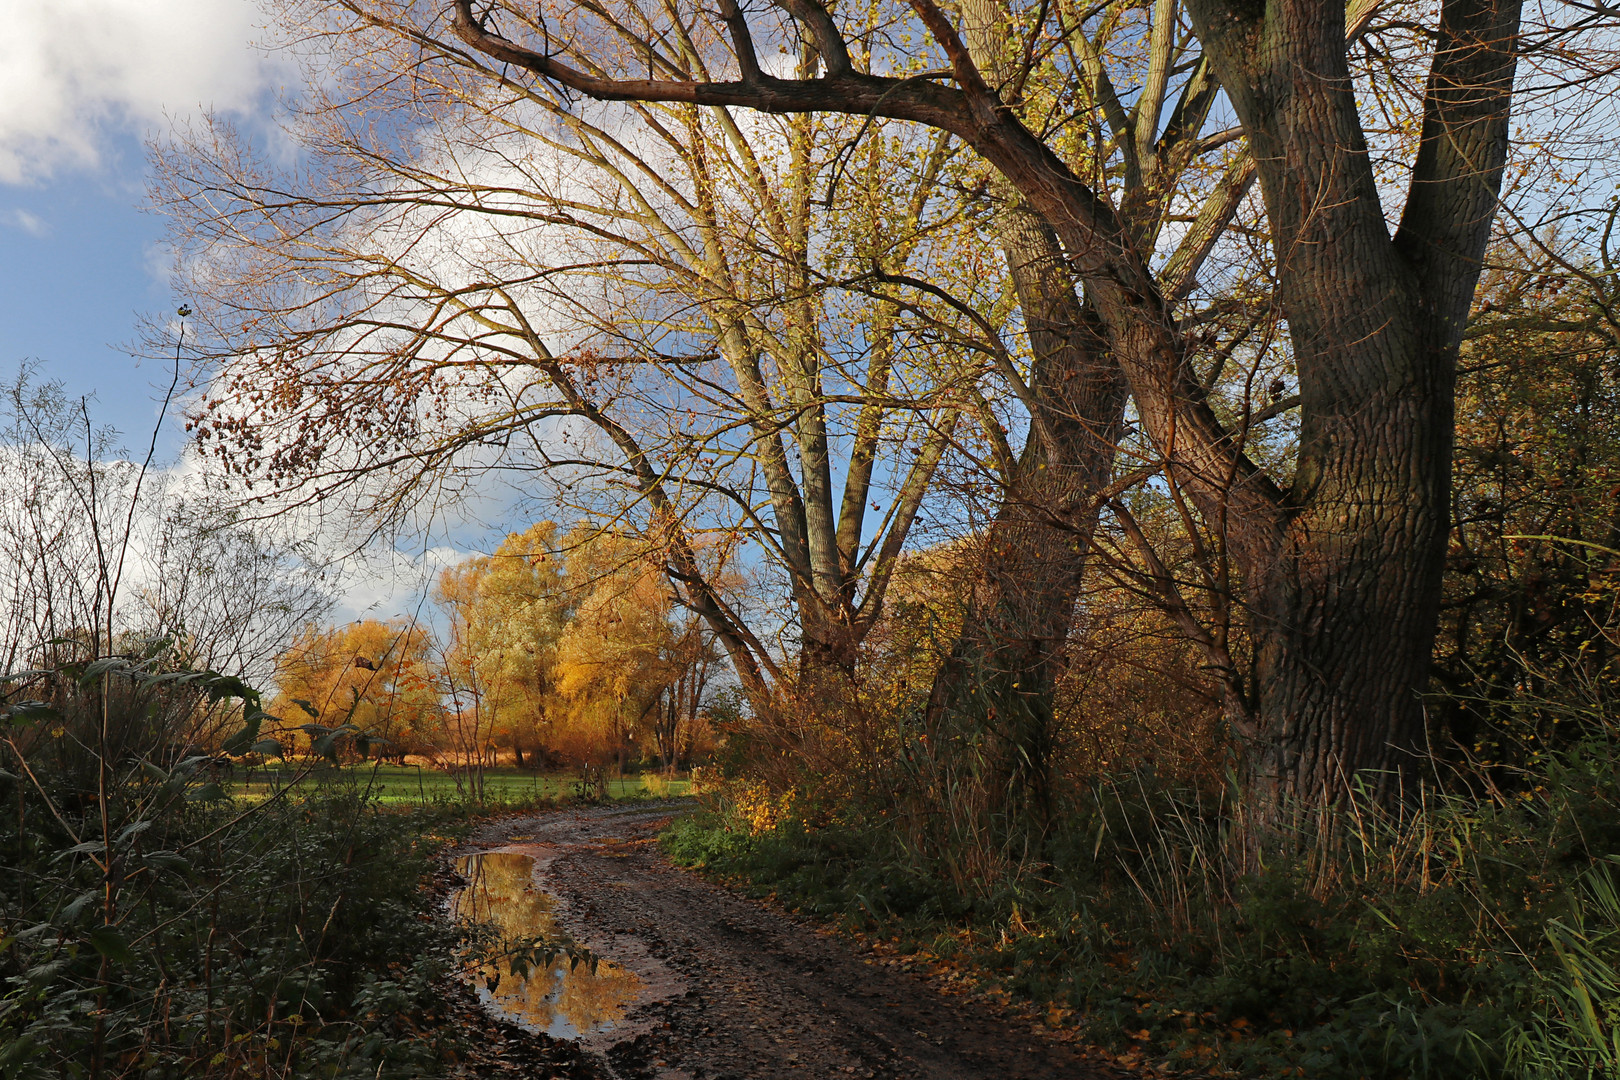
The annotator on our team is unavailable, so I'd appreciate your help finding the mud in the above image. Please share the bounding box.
[444,801,1124,1080]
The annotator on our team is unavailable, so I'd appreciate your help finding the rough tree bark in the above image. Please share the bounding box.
[924,0,1212,825]
[917,0,1129,825]
[922,209,1124,828]
[1184,0,1524,798]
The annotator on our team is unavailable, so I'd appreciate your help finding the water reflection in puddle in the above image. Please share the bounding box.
[452,852,641,1039]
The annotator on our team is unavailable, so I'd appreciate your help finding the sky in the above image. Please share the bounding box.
[0,2,487,623]
[5,1,1614,636]
[0,1,283,454]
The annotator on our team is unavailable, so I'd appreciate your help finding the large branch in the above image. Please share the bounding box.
[855,409,958,627]
[1160,157,1258,300]
[453,0,1291,569]
[452,0,965,122]
[1394,0,1524,341]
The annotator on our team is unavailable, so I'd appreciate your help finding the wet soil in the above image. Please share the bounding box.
[446,801,1127,1080]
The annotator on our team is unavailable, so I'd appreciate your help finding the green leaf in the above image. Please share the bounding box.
[304,722,357,763]
[135,669,192,688]
[55,840,109,860]
[292,698,320,719]
[114,820,153,846]
[135,634,175,656]
[61,890,99,924]
[1364,902,1400,930]
[0,1034,37,1070]
[141,851,192,875]
[250,738,284,759]
[188,783,228,802]
[2,700,59,726]
[24,958,70,983]
[202,673,259,704]
[221,713,263,756]
[79,656,131,683]
[87,924,134,965]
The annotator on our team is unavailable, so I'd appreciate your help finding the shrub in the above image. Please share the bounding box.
[0,657,462,1079]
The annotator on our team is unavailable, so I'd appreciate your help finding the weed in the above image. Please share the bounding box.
[666,733,1620,1079]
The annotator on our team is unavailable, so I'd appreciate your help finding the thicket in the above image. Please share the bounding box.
[668,731,1620,1078]
[0,652,467,1079]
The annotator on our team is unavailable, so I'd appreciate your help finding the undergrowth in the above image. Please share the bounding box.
[0,652,554,1079]
[663,740,1620,1079]
[0,790,473,1078]
[0,778,482,1080]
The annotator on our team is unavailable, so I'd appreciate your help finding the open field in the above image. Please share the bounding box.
[229,763,694,805]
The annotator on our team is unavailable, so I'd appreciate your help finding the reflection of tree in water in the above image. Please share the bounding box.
[453,853,561,937]
[551,956,640,1033]
[453,853,640,1036]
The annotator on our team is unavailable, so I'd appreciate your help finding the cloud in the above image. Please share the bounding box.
[328,543,478,631]
[0,0,281,184]
[2,208,49,236]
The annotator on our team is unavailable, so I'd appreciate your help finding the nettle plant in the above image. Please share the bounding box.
[0,653,453,1080]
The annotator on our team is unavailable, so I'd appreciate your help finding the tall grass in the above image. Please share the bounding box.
[667,705,1620,1078]
[1510,860,1620,1078]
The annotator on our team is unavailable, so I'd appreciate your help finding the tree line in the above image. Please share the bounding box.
[268,523,725,776]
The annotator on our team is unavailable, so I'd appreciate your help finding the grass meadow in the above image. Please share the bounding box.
[230,763,695,805]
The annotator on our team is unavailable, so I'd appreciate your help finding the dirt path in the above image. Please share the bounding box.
[449,802,1122,1080]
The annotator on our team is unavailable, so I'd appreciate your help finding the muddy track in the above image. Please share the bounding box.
[449,802,1123,1080]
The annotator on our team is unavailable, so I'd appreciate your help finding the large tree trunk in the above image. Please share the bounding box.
[1245,351,1455,800]
[920,0,1126,830]
[924,206,1124,826]
[1184,0,1522,801]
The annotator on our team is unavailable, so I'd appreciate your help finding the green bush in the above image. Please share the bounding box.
[0,659,464,1079]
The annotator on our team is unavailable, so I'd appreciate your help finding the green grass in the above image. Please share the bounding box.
[230,762,693,805]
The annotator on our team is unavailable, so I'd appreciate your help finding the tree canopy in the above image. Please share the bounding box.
[161,0,1620,816]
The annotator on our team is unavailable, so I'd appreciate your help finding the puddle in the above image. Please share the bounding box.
[451,851,642,1039]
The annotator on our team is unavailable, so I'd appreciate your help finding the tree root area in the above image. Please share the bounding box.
[450,802,1123,1080]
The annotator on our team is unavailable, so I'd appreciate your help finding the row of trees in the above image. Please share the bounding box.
[268,523,723,773]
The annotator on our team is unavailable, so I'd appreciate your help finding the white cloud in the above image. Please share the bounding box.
[329,543,477,631]
[0,0,281,184]
[2,208,49,236]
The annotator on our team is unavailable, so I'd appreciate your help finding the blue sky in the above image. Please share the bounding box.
[0,4,485,622]
[0,1,282,456]
[1,134,182,451]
